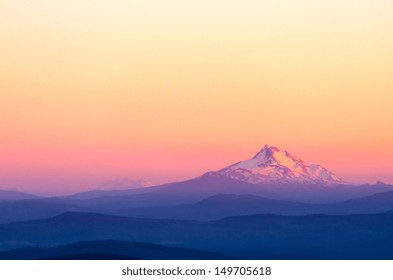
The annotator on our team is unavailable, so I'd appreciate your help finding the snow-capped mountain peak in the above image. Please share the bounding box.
[98,178,153,191]
[215,145,342,185]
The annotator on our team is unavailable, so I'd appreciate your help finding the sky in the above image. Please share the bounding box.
[1,0,392,195]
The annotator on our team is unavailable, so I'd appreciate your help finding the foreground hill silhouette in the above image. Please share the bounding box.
[0,240,229,260]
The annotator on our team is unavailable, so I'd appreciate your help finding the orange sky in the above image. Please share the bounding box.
[1,1,392,194]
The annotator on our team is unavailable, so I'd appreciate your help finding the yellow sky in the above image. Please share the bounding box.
[1,0,393,193]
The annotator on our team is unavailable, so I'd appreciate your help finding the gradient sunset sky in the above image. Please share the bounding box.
[1,0,392,194]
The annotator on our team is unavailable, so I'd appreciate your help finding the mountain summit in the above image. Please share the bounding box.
[214,145,342,185]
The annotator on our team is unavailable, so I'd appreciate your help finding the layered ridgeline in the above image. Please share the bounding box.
[213,145,342,185]
[1,145,393,259]
[0,145,393,224]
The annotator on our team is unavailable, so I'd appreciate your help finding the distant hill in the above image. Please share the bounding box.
[112,194,320,220]
[63,184,167,200]
[328,190,393,214]
[0,198,88,224]
[0,190,39,201]
[64,180,169,200]
[99,191,393,221]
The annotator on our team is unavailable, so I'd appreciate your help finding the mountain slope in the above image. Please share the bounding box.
[215,145,342,185]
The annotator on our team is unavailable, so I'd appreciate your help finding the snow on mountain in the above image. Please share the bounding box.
[214,145,342,185]
[98,178,153,191]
